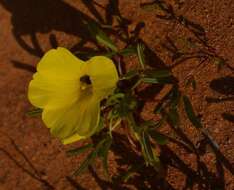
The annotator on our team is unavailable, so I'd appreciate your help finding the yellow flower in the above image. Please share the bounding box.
[28,47,118,144]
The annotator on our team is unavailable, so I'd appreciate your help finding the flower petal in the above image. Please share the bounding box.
[83,56,119,100]
[42,95,100,144]
[62,134,85,145]
[37,47,84,78]
[28,47,84,108]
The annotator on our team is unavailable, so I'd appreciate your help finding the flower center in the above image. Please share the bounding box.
[80,75,92,91]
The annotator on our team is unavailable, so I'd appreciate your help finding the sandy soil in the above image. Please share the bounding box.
[0,0,233,189]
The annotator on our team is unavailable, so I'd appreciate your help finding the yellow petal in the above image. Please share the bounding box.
[83,56,119,100]
[62,134,85,145]
[42,95,100,143]
[37,47,84,78]
[28,50,118,144]
[28,47,84,108]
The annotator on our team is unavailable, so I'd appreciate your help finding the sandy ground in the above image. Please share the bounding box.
[0,0,233,189]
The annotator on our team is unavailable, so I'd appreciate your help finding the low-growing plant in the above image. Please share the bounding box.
[27,0,222,183]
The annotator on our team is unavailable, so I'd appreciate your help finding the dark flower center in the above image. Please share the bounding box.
[80,75,92,85]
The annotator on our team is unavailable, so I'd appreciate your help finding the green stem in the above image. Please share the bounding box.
[127,113,140,140]
[109,118,122,138]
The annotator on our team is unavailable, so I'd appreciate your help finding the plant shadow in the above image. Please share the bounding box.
[1,0,233,189]
[73,130,233,190]
[0,133,54,190]
[1,0,138,73]
[0,0,108,58]
[206,76,234,123]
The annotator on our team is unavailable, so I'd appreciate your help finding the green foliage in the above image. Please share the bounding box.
[73,136,112,176]
[97,136,112,178]
[119,46,137,56]
[183,95,202,128]
[27,0,222,183]
[73,149,97,176]
[142,69,173,84]
[67,144,93,157]
[149,131,168,145]
[121,70,138,80]
[121,165,140,182]
[140,129,160,169]
[137,42,146,69]
[26,108,42,117]
[86,21,117,52]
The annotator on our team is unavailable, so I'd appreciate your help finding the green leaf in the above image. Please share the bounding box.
[26,108,42,117]
[149,131,168,145]
[107,109,116,120]
[96,116,105,133]
[137,42,145,69]
[140,120,158,128]
[167,108,180,127]
[87,22,117,52]
[154,102,164,114]
[144,69,172,78]
[119,46,137,56]
[109,95,137,119]
[121,70,138,80]
[121,164,143,182]
[142,77,172,84]
[73,137,111,176]
[141,77,159,84]
[141,130,160,168]
[73,151,97,176]
[106,93,125,106]
[183,95,202,128]
[101,51,117,58]
[153,87,176,114]
[141,131,153,163]
[170,87,181,108]
[97,137,112,178]
[66,144,93,157]
[142,69,173,84]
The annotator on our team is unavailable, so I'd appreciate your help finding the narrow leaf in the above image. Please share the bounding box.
[154,102,164,114]
[106,93,125,106]
[87,22,117,52]
[96,116,105,133]
[170,87,181,108]
[149,131,168,145]
[140,120,158,128]
[141,131,160,167]
[142,77,172,84]
[167,108,180,127]
[119,46,137,56]
[26,108,42,117]
[66,144,93,157]
[142,77,159,84]
[144,69,172,78]
[121,164,143,182]
[98,137,112,178]
[142,69,173,84]
[183,95,202,128]
[121,70,138,80]
[73,151,97,176]
[137,42,145,69]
